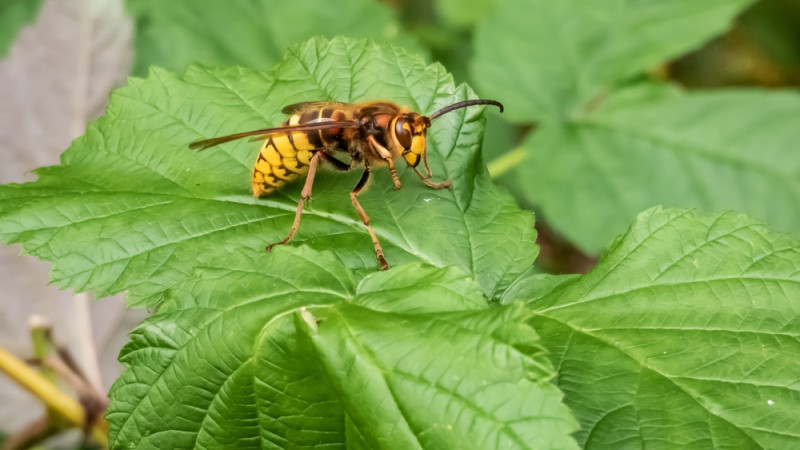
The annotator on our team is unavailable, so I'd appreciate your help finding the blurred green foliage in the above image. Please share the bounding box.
[125,0,422,76]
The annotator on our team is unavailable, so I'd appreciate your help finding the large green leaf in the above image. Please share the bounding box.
[520,84,800,252]
[471,0,756,122]
[108,250,578,448]
[503,207,800,448]
[0,0,44,58]
[299,301,578,450]
[126,0,414,76]
[107,246,351,448]
[0,37,537,308]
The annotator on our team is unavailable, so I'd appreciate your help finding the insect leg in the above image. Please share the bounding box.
[266,152,320,252]
[367,135,402,190]
[422,150,434,178]
[350,167,389,271]
[412,166,452,189]
[411,146,451,189]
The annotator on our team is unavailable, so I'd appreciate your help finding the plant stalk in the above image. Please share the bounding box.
[0,344,107,446]
[487,147,525,179]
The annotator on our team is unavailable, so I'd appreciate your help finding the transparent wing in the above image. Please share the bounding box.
[189,120,359,151]
[280,101,352,115]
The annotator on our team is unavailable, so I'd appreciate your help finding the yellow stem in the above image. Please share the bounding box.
[487,147,526,179]
[0,344,107,446]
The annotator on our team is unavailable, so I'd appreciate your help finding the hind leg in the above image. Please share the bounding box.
[266,152,320,251]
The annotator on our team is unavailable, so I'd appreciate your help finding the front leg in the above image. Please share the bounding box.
[367,135,402,190]
[412,166,451,190]
[414,145,451,189]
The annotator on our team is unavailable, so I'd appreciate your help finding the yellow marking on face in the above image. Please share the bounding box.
[410,135,425,157]
[404,152,420,167]
[288,114,301,126]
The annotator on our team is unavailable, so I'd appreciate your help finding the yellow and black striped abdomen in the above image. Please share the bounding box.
[251,131,315,197]
[251,107,349,197]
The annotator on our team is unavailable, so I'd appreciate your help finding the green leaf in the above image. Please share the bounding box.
[500,271,579,306]
[471,0,756,122]
[107,247,352,449]
[0,37,537,308]
[108,254,576,448]
[126,0,413,76]
[0,0,44,58]
[506,207,800,448]
[297,301,579,449]
[354,263,488,313]
[520,84,800,253]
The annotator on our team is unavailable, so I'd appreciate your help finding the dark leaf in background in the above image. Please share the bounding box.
[520,83,800,252]
[471,0,755,121]
[470,0,800,256]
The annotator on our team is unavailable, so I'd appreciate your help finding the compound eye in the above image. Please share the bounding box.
[394,117,412,150]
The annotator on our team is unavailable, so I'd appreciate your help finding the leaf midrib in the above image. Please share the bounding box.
[534,313,780,447]
[330,308,542,449]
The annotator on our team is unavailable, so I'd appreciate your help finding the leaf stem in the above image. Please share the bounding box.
[487,147,526,179]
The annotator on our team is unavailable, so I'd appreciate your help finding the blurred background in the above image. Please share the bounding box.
[1,0,798,446]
